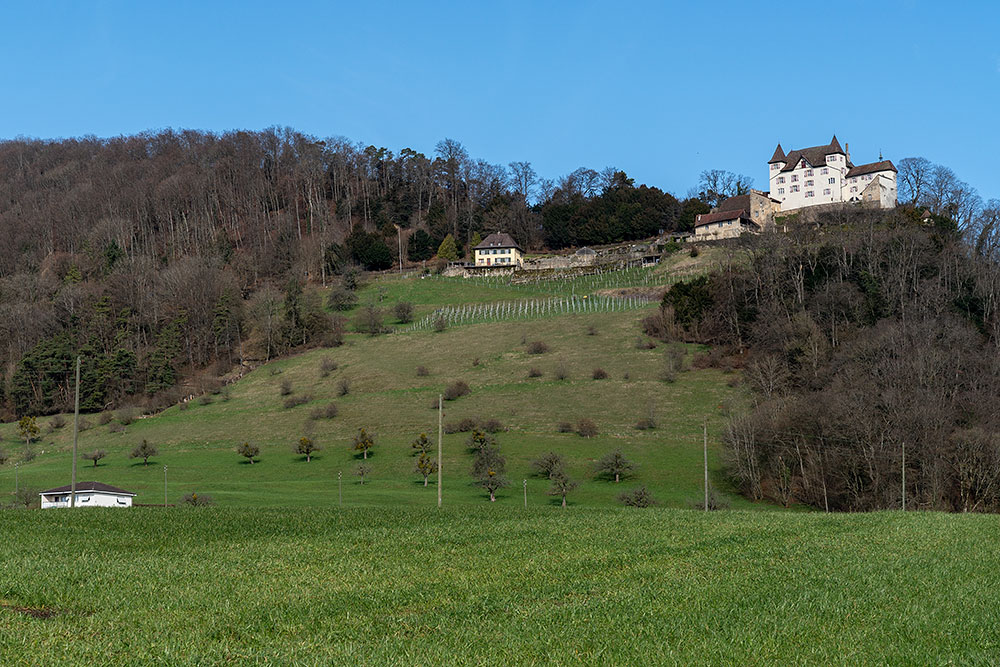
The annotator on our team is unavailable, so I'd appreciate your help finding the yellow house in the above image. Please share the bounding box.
[473,232,523,267]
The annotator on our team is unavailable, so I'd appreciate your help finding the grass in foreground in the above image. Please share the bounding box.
[1,507,998,664]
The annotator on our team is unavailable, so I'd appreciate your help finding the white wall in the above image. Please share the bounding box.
[844,170,897,208]
[769,152,848,212]
[41,492,134,508]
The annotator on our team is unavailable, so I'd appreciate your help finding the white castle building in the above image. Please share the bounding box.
[768,136,897,212]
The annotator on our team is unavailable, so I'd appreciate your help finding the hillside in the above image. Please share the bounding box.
[0,252,741,508]
[3,507,999,663]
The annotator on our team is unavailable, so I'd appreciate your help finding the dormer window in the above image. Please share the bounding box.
[791,175,798,182]
[770,164,779,170]
[827,155,837,162]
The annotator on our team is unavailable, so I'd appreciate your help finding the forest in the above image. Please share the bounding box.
[651,205,1000,512]
[0,127,691,418]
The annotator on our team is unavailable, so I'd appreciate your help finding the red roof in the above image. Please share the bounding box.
[695,209,753,227]
[846,160,897,178]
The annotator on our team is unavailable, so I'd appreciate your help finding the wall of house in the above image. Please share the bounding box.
[695,219,753,240]
[770,152,849,212]
[474,248,522,267]
[41,492,133,508]
[845,170,897,208]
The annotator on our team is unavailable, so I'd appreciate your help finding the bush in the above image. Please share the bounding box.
[433,316,447,332]
[237,442,260,464]
[98,411,113,426]
[635,418,657,430]
[443,380,470,401]
[108,423,125,434]
[531,452,564,478]
[356,303,385,335]
[526,341,549,354]
[50,415,66,430]
[284,394,312,409]
[527,367,543,378]
[586,325,598,336]
[337,379,351,396]
[269,367,283,376]
[416,365,430,377]
[577,418,598,438]
[592,368,608,380]
[319,357,338,378]
[279,379,293,396]
[691,490,730,511]
[77,417,92,432]
[197,394,214,405]
[327,286,358,311]
[554,362,569,381]
[481,418,505,433]
[445,417,478,434]
[689,246,700,258]
[472,357,481,367]
[619,486,657,507]
[635,337,657,350]
[556,422,574,433]
[182,492,215,506]
[393,301,415,324]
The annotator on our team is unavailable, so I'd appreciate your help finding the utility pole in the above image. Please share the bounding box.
[163,466,168,507]
[901,441,906,512]
[396,224,403,274]
[703,419,709,512]
[14,462,18,496]
[437,394,443,509]
[71,356,80,508]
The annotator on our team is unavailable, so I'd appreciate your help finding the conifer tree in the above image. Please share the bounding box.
[437,234,459,261]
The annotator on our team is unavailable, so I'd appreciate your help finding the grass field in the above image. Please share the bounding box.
[2,507,998,664]
[0,306,745,509]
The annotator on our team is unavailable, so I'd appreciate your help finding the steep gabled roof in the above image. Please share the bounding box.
[717,194,751,212]
[846,160,897,178]
[40,481,136,496]
[474,232,522,251]
[779,136,850,172]
[768,143,786,163]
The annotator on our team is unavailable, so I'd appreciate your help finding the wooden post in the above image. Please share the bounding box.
[523,479,527,509]
[437,394,443,509]
[71,356,80,508]
[901,441,906,512]
[163,465,167,507]
[703,419,709,512]
[338,471,342,507]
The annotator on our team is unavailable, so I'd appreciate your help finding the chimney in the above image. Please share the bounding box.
[845,142,850,161]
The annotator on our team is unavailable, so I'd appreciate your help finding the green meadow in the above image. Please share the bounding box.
[3,507,998,664]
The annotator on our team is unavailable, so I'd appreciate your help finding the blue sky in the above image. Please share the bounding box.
[2,1,998,201]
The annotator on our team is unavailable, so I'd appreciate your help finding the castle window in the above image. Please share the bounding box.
[776,176,785,184]
[805,169,813,176]
[777,188,785,195]
[828,177,836,184]
[850,186,858,193]
[805,191,814,198]
[791,175,798,182]
[791,185,800,193]
[821,168,828,174]
[770,164,779,170]
[823,188,831,195]
[806,180,814,186]
[827,155,837,162]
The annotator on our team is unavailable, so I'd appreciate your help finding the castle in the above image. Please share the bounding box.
[768,135,897,212]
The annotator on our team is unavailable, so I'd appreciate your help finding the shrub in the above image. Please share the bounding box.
[279,379,293,396]
[327,286,358,311]
[691,490,730,511]
[0,449,8,465]
[416,365,430,377]
[472,357,481,367]
[531,452,564,478]
[481,418,505,433]
[586,325,598,336]
[635,418,657,431]
[182,492,215,506]
[527,367,543,378]
[324,315,347,348]
[198,394,214,406]
[98,411,113,426]
[577,418,598,438]
[50,415,66,430]
[635,337,657,350]
[689,246,700,258]
[443,380,470,401]
[393,301,415,324]
[130,440,158,465]
[619,486,657,507]
[526,340,549,354]
[108,423,126,434]
[592,368,608,380]
[82,449,107,467]
[269,367,283,376]
[319,357,338,378]
[315,403,338,420]
[445,417,478,434]
[356,303,385,336]
[433,316,447,332]
[294,436,322,462]
[77,417,92,431]
[554,362,569,381]
[556,422,574,433]
[337,379,351,396]
[284,394,312,409]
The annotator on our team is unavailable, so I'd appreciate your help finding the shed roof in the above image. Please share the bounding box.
[40,481,136,496]
[694,209,757,228]
[474,232,522,251]
[846,160,897,178]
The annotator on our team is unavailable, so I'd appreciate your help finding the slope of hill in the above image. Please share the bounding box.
[3,507,998,663]
[0,260,741,508]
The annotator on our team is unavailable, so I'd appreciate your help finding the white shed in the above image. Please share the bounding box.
[39,481,136,508]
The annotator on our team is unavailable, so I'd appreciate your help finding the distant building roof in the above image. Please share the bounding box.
[695,209,758,228]
[778,135,849,172]
[846,160,897,178]
[575,246,597,255]
[40,481,136,496]
[717,194,751,212]
[768,143,786,163]
[474,232,522,251]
